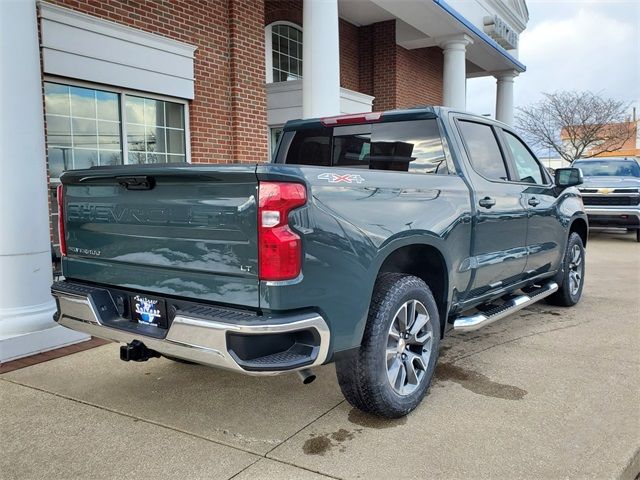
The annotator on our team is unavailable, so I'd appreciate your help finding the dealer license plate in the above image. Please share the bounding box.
[130,294,168,328]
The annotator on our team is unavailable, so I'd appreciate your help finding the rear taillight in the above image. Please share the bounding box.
[258,182,307,281]
[56,184,67,256]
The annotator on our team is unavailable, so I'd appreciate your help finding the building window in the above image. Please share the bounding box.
[45,83,122,179]
[125,96,186,164]
[44,81,188,181]
[266,22,302,83]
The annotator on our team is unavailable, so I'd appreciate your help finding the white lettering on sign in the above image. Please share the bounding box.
[483,15,519,50]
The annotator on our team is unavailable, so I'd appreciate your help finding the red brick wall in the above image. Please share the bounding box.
[364,20,443,111]
[358,25,373,96]
[396,46,444,108]
[43,0,267,164]
[339,19,359,91]
[371,20,397,111]
[265,0,302,26]
[229,0,268,162]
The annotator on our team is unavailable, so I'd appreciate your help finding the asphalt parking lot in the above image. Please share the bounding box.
[1,230,639,480]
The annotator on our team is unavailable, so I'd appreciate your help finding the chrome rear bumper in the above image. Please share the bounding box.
[52,282,330,375]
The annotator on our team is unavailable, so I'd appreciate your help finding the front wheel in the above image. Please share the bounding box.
[335,273,441,418]
[546,232,585,306]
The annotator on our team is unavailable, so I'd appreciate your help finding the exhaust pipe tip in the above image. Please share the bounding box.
[297,368,316,385]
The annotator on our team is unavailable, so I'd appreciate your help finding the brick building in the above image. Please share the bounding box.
[562,120,640,159]
[0,0,529,360]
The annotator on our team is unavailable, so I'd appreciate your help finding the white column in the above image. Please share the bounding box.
[495,70,518,126]
[438,34,473,111]
[0,0,87,362]
[302,0,341,118]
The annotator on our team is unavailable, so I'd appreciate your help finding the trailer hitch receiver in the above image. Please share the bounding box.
[120,340,161,362]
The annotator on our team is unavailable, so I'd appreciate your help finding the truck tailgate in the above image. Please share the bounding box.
[60,164,260,308]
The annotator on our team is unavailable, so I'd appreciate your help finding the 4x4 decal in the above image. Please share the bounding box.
[317,173,365,184]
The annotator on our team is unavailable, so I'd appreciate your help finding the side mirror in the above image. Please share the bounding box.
[555,167,583,188]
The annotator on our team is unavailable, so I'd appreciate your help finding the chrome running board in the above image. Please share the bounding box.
[453,282,559,332]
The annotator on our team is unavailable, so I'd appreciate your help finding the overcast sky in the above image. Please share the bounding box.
[466,0,640,118]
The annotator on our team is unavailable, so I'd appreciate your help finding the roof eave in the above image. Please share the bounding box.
[432,0,527,73]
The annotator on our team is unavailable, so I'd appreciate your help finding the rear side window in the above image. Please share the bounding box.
[281,128,331,166]
[332,125,372,168]
[457,120,509,181]
[278,119,452,174]
[334,120,449,174]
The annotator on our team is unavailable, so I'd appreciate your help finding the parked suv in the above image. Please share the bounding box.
[573,157,640,242]
[52,107,588,417]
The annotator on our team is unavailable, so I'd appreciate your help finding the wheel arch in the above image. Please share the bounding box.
[374,239,450,337]
[569,216,588,248]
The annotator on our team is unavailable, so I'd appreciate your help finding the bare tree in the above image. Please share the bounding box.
[516,91,635,163]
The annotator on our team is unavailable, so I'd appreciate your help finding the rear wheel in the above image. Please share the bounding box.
[546,232,585,306]
[335,273,440,418]
[636,229,639,243]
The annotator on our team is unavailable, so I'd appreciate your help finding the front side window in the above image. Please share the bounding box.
[44,81,187,180]
[270,24,302,82]
[504,131,545,184]
[458,120,509,181]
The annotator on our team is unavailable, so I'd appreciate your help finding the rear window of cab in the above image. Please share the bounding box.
[275,119,455,175]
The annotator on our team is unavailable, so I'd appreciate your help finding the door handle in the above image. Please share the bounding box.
[528,197,540,207]
[478,197,496,208]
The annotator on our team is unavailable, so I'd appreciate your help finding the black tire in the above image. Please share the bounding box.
[546,232,585,307]
[636,229,640,243]
[335,273,441,418]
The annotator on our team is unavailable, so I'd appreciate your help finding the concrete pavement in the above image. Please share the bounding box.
[2,230,639,479]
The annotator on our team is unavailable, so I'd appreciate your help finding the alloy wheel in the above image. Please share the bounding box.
[386,299,434,396]
[568,244,583,296]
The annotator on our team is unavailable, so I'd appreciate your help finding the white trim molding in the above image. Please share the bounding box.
[266,79,374,126]
[39,2,197,99]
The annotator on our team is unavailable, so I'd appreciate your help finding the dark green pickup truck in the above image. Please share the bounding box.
[52,107,588,417]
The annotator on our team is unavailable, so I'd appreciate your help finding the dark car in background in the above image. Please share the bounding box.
[574,157,640,242]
